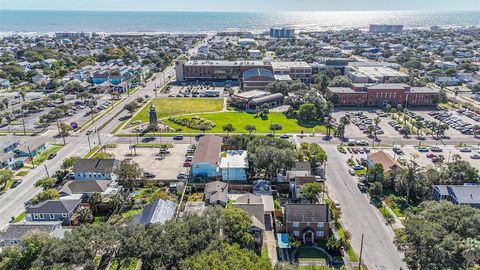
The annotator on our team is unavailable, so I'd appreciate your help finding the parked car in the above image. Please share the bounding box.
[265,133,274,137]
[143,172,156,178]
[183,161,191,167]
[426,153,437,158]
[10,179,22,188]
[353,165,364,170]
[86,130,93,135]
[159,148,171,154]
[417,147,429,152]
[173,135,184,140]
[357,182,366,192]
[430,146,443,152]
[280,134,289,139]
[471,154,480,159]
[460,147,472,152]
[48,153,57,159]
[177,172,186,179]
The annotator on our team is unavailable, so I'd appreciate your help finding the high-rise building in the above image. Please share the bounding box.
[270,27,295,38]
[369,25,404,33]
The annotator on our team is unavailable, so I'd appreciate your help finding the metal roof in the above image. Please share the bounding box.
[133,199,176,225]
[242,68,275,80]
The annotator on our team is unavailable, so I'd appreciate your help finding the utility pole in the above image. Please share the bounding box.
[96,128,101,145]
[359,233,364,270]
[44,164,50,178]
[28,146,34,168]
[20,114,26,135]
[87,134,92,152]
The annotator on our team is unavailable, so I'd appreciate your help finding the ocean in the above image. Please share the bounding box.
[0,10,479,34]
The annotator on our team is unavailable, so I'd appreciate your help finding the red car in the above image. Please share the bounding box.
[183,161,191,167]
[426,153,437,159]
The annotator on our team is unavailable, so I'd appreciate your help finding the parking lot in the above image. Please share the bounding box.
[106,143,192,180]
[164,82,234,98]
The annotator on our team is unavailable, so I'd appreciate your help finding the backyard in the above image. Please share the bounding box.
[164,112,327,134]
[127,98,224,127]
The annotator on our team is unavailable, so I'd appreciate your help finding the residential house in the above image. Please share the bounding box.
[252,180,272,196]
[290,176,318,201]
[285,203,329,244]
[231,193,275,250]
[204,181,228,206]
[219,150,248,181]
[110,81,129,93]
[72,159,117,180]
[0,152,17,170]
[432,184,480,208]
[31,74,49,84]
[40,59,57,68]
[0,136,19,153]
[367,150,401,173]
[26,197,82,226]
[0,221,66,247]
[285,162,311,181]
[0,78,10,89]
[133,199,177,225]
[60,180,115,197]
[14,137,48,163]
[191,135,223,178]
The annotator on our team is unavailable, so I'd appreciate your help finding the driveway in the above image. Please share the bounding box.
[321,145,406,270]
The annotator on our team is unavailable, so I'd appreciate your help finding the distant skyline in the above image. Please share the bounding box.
[1,0,479,12]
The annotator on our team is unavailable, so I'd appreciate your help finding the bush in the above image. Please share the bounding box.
[169,116,216,130]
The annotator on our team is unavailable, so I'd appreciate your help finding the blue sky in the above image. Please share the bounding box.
[1,0,478,11]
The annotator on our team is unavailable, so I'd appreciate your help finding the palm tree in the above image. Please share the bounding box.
[463,238,480,270]
[374,117,381,139]
[244,125,256,135]
[452,154,462,161]
[325,116,333,137]
[367,124,375,138]
[396,162,421,204]
[89,193,102,214]
[222,124,235,137]
[473,125,480,138]
[415,121,424,139]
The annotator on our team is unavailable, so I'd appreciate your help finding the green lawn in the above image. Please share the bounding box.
[164,112,326,134]
[121,208,143,219]
[128,98,224,126]
[12,212,26,223]
[109,258,138,270]
[295,246,327,263]
[32,145,62,166]
[2,179,15,191]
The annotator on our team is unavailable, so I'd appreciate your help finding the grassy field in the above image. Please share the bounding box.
[32,145,63,166]
[164,112,327,134]
[128,98,224,125]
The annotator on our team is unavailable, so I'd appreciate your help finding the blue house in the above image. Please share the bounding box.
[191,135,223,178]
[73,159,118,180]
[14,137,47,159]
[0,152,16,170]
[432,184,480,208]
[0,136,20,153]
[92,71,109,85]
[219,150,248,181]
[26,198,82,226]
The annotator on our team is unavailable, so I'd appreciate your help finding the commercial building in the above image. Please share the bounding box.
[175,60,271,81]
[347,66,408,83]
[271,61,312,83]
[241,68,276,91]
[270,27,295,38]
[326,83,436,107]
[369,24,404,33]
[73,159,118,181]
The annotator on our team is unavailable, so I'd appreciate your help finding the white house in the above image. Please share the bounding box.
[220,150,248,181]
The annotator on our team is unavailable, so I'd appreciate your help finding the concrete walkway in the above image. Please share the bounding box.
[264,231,278,265]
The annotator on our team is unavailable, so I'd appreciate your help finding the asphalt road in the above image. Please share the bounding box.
[321,145,406,270]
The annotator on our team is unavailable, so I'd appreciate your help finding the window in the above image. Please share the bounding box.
[39,214,44,219]
[293,231,300,237]
[293,222,299,228]
[49,214,54,219]
[62,214,67,217]
[316,231,324,237]
[317,222,325,228]
[33,214,39,219]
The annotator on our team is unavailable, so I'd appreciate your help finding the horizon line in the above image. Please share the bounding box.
[1,8,478,13]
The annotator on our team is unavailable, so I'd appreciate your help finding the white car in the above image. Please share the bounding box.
[176,172,186,179]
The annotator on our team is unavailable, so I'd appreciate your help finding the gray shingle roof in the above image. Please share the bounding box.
[0,221,62,242]
[26,199,81,214]
[61,180,112,194]
[73,159,117,173]
[133,199,176,225]
[285,203,329,223]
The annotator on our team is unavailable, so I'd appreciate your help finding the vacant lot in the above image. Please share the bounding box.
[128,98,224,125]
[164,112,327,134]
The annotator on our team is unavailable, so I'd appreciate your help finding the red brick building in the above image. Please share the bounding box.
[327,83,436,107]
